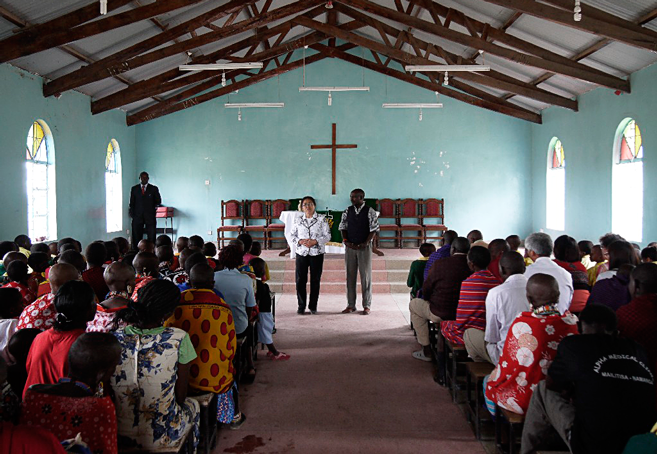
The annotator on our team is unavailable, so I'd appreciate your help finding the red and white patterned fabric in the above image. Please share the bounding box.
[2,282,36,307]
[485,310,578,414]
[17,293,56,330]
[86,304,127,333]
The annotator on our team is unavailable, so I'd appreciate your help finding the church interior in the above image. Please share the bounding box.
[0,0,656,453]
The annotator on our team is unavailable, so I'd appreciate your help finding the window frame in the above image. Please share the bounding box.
[25,119,57,242]
[545,136,566,231]
[612,117,644,242]
[105,139,123,233]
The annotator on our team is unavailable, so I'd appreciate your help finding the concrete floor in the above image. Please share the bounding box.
[214,290,487,454]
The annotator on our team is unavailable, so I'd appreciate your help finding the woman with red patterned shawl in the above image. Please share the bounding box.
[485,274,578,415]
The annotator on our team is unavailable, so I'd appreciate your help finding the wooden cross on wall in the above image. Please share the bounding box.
[310,123,358,195]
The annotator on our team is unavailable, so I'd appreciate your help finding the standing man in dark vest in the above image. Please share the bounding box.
[129,171,162,249]
[339,189,380,315]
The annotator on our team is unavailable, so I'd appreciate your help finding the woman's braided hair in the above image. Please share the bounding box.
[114,279,180,329]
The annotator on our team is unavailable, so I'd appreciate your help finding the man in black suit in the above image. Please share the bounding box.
[129,171,162,249]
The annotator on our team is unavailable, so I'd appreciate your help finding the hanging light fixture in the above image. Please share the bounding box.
[405,64,490,72]
[382,92,443,122]
[179,63,264,71]
[225,103,285,121]
[325,1,334,9]
[100,0,108,15]
[221,72,226,87]
[443,72,449,86]
[573,0,582,21]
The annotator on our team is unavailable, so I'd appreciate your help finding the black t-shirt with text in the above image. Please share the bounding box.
[548,334,656,454]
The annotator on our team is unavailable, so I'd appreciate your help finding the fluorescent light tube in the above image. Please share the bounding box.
[405,65,490,72]
[298,87,370,92]
[180,63,264,71]
[224,103,285,108]
[382,103,443,108]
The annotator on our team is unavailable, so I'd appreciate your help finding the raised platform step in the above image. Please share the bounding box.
[260,250,418,295]
[268,269,410,283]
[268,282,411,294]
[266,258,416,271]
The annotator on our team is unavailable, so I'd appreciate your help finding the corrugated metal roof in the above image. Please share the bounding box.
[1,0,656,120]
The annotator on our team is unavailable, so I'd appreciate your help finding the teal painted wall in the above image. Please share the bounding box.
[0,64,136,246]
[135,58,533,243]
[530,62,657,246]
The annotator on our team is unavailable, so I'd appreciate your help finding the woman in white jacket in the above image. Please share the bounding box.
[289,196,331,314]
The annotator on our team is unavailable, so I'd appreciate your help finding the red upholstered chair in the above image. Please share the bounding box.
[398,198,423,248]
[217,200,244,248]
[244,199,268,248]
[266,199,290,249]
[375,198,400,248]
[421,198,447,243]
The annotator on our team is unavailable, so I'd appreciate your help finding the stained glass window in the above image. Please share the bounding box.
[618,119,643,163]
[546,137,565,231]
[550,139,565,169]
[25,120,56,242]
[105,139,123,233]
[612,118,643,241]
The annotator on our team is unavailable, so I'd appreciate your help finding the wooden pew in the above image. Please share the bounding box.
[465,362,495,440]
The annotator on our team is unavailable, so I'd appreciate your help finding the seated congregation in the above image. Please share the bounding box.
[406,230,657,454]
[0,232,285,453]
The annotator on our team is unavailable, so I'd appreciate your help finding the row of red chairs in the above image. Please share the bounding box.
[217,199,290,249]
[376,198,447,248]
[218,198,447,250]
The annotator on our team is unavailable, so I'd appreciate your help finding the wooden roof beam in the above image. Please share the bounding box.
[479,0,657,52]
[43,0,261,97]
[341,0,629,92]
[0,0,205,63]
[0,4,164,106]
[332,5,577,110]
[296,17,554,115]
[126,43,346,126]
[92,6,330,114]
[0,0,134,41]
[313,43,541,123]
[128,30,338,119]
[540,0,657,40]
[412,0,626,88]
[503,5,657,102]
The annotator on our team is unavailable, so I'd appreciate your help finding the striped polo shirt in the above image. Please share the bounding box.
[441,269,501,346]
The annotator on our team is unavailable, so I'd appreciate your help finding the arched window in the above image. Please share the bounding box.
[546,137,565,231]
[25,120,56,241]
[612,118,643,242]
[105,139,123,233]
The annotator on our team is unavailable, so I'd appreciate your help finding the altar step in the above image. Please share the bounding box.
[262,253,417,295]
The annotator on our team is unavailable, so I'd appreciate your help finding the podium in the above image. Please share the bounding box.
[156,206,174,238]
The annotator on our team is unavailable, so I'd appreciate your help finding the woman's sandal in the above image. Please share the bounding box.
[268,352,290,360]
